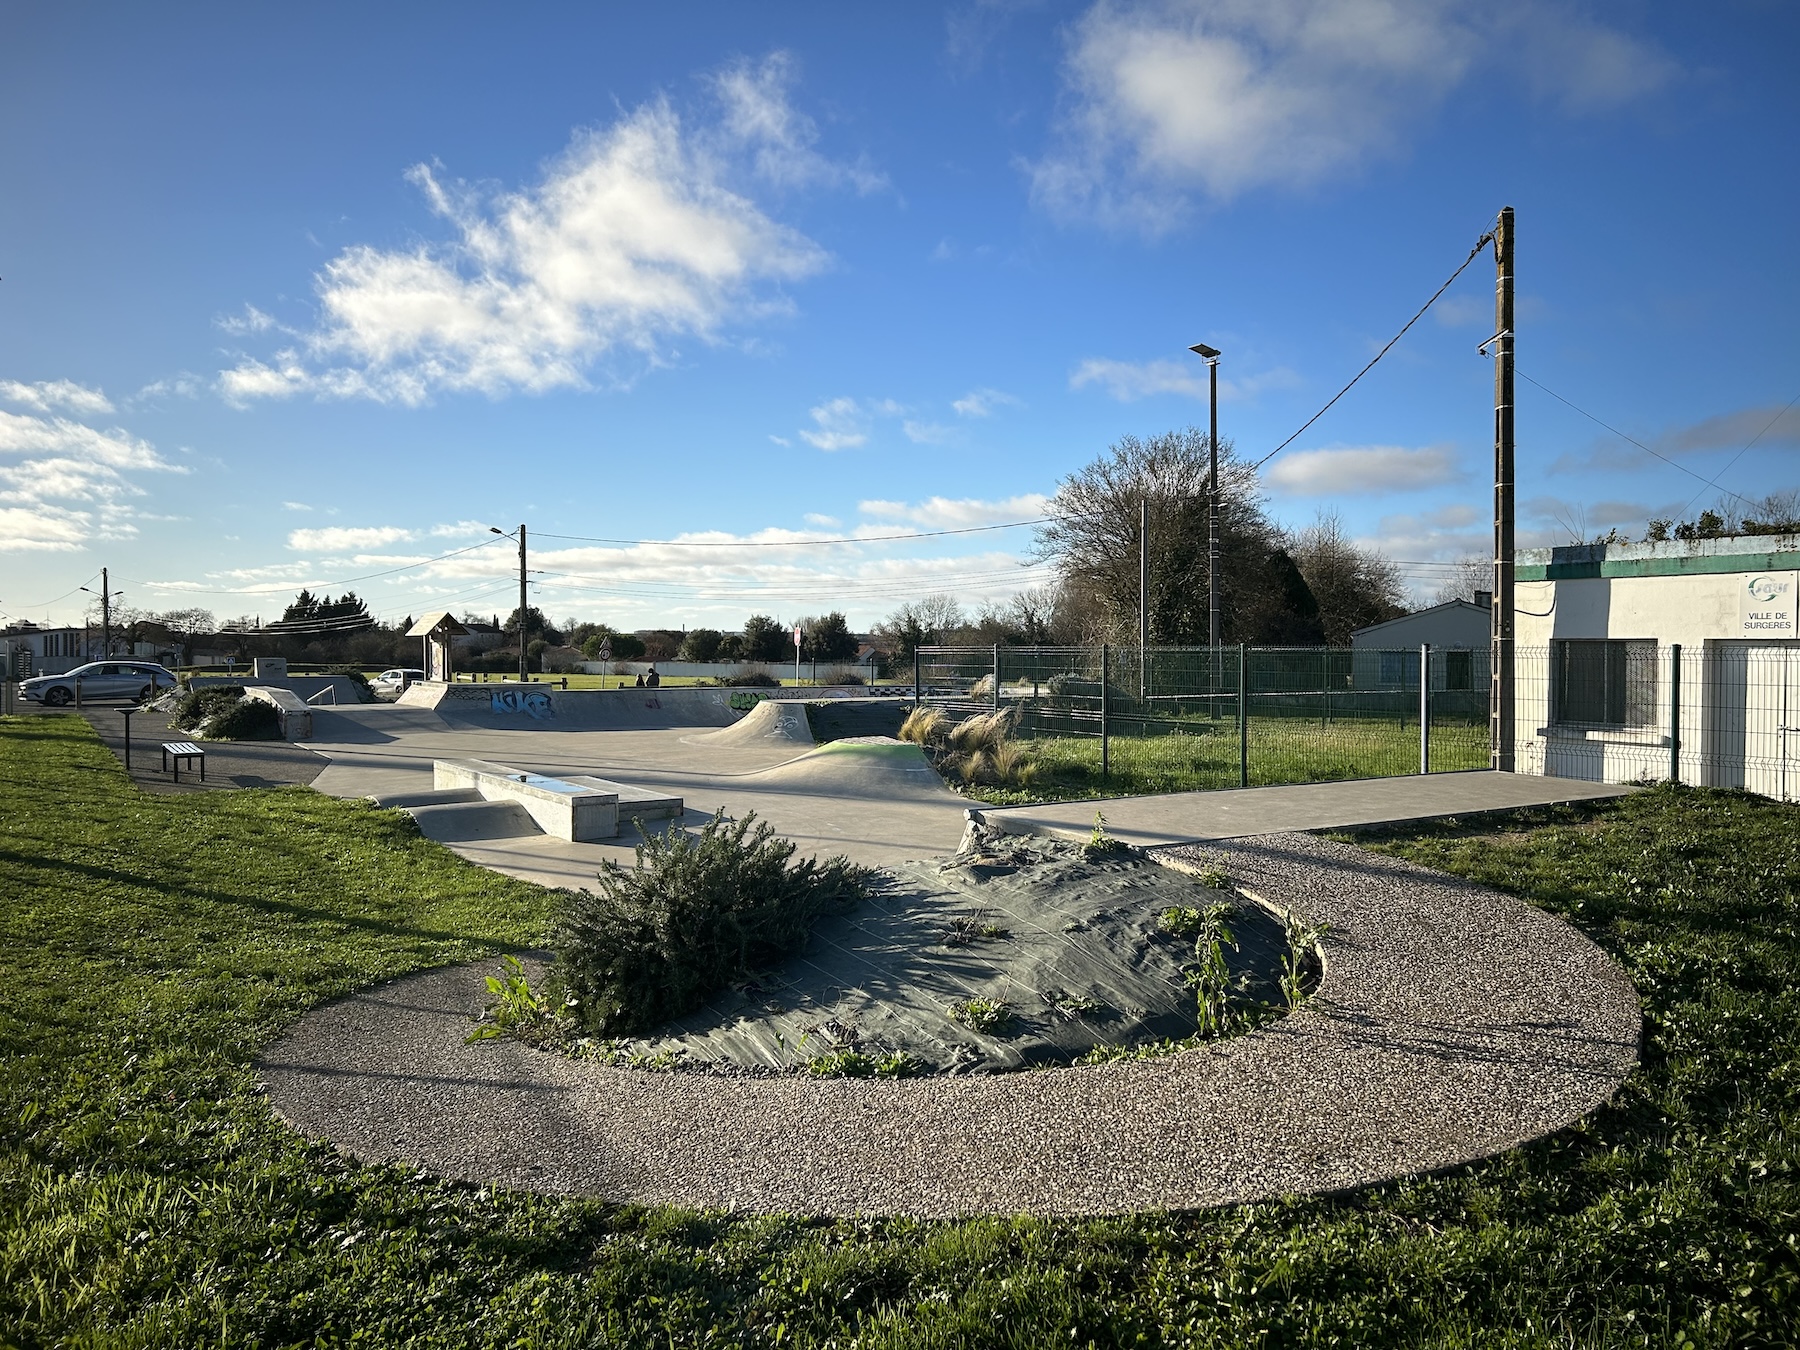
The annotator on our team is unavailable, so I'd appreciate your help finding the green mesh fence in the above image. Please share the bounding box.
[915,644,1491,793]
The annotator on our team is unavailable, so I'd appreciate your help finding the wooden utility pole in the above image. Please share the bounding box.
[516,525,528,683]
[1138,497,1148,699]
[101,566,111,659]
[1490,207,1516,771]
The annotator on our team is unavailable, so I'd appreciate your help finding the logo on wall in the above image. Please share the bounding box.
[1739,572,1797,638]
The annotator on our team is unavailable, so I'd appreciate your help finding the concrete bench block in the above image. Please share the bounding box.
[432,758,619,842]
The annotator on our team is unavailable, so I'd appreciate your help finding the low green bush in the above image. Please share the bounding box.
[724,670,781,687]
[555,810,873,1035]
[169,684,245,731]
[204,697,282,741]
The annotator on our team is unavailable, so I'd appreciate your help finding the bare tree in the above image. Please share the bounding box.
[1036,427,1318,644]
[1287,512,1406,645]
[1431,556,1491,606]
[874,594,966,658]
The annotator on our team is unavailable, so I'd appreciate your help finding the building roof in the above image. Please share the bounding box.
[405,611,471,638]
[1350,598,1490,640]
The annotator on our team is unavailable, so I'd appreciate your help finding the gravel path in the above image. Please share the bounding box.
[257,831,1640,1217]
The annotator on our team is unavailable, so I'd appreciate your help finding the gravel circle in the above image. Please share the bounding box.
[257,831,1640,1217]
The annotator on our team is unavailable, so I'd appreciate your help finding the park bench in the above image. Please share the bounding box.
[161,741,206,782]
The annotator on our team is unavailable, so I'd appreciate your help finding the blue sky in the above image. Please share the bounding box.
[3,1,1796,634]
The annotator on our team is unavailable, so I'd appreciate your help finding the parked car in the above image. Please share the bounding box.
[21,661,178,706]
[370,668,426,699]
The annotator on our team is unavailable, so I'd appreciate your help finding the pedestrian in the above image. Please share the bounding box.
[645,666,661,688]
[634,673,645,688]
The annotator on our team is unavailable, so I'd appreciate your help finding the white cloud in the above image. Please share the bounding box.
[0,403,185,552]
[287,525,416,552]
[768,434,792,447]
[1068,355,1297,402]
[282,500,313,512]
[1266,443,1460,496]
[0,379,114,416]
[132,373,204,403]
[803,512,840,527]
[903,420,955,445]
[952,387,1020,418]
[215,304,281,336]
[1032,0,1676,228]
[858,493,1051,529]
[219,79,831,406]
[709,51,888,194]
[799,397,871,451]
[1366,503,1485,560]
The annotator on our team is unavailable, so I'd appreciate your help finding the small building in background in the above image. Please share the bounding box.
[406,612,470,683]
[1350,597,1492,692]
[1513,533,1799,798]
[1,623,101,675]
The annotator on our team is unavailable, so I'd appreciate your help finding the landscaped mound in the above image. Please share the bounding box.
[553,810,873,1035]
[168,685,282,741]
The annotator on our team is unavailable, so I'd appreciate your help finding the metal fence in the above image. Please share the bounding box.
[914,644,1490,792]
[1516,642,1800,802]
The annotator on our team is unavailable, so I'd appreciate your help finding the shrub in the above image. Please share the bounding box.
[205,697,282,741]
[948,708,1013,755]
[555,811,873,1035]
[724,670,781,687]
[325,664,372,694]
[823,667,865,686]
[968,673,996,700]
[171,685,246,731]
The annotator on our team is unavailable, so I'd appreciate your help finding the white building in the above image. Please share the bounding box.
[1513,533,1800,800]
[2,624,101,675]
[1350,598,1492,692]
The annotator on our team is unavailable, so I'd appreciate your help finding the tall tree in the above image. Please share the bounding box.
[1287,512,1407,644]
[874,594,965,660]
[796,612,857,662]
[1036,427,1310,644]
[741,614,789,663]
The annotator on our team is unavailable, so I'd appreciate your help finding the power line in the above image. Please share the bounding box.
[1514,370,1762,513]
[532,520,1046,548]
[1673,389,1800,519]
[1251,226,1496,472]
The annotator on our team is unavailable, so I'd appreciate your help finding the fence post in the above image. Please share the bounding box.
[1100,643,1110,781]
[1669,643,1682,785]
[1419,642,1432,775]
[913,647,921,708]
[992,643,1001,711]
[1237,643,1249,788]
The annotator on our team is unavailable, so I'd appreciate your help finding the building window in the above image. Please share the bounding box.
[1445,650,1473,691]
[1378,650,1420,686]
[1552,639,1657,727]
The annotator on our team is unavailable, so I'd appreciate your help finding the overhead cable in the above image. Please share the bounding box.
[532,520,1047,547]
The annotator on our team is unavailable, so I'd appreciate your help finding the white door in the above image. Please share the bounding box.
[1740,642,1800,802]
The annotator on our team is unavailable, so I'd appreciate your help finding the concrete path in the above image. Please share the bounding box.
[259,831,1641,1218]
[984,770,1636,849]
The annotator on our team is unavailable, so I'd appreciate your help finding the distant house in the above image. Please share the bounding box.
[2,623,101,676]
[1349,598,1492,691]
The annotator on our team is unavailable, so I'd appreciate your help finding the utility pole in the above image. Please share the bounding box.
[1189,343,1223,649]
[517,524,528,683]
[1490,206,1516,772]
[1138,497,1148,699]
[101,566,111,659]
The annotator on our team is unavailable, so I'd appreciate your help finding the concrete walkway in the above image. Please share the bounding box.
[985,771,1636,849]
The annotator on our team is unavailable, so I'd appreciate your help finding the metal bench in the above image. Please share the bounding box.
[161,741,205,782]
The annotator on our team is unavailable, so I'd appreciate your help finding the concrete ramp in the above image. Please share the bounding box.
[408,799,538,843]
[399,681,743,731]
[735,737,956,802]
[685,698,813,748]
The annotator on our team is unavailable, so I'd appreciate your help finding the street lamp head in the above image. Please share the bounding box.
[1188,342,1221,360]
[489,526,505,535]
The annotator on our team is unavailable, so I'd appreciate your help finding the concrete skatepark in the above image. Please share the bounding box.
[247,682,1646,1214]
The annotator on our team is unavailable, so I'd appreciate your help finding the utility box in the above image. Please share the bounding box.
[253,657,289,680]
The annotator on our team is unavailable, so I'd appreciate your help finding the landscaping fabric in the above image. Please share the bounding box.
[635,830,1291,1072]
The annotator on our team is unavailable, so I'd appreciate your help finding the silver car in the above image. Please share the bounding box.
[21,661,177,706]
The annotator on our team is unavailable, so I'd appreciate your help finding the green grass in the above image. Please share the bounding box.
[962,715,1489,804]
[4,714,1799,1346]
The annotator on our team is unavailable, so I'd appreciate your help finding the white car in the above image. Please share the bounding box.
[22,661,178,706]
[371,668,426,699]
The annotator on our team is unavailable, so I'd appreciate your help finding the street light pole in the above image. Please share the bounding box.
[79,571,124,659]
[1189,343,1223,648]
[490,524,529,682]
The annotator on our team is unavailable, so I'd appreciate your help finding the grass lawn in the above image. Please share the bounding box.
[4,714,1798,1347]
[962,716,1490,805]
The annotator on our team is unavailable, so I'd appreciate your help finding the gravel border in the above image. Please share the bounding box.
[257,831,1640,1217]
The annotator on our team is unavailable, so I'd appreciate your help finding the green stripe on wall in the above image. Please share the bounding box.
[1517,551,1800,582]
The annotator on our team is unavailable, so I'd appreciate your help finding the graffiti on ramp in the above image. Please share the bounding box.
[491,688,555,720]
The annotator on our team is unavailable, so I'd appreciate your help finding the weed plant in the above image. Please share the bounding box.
[555,810,872,1035]
[949,996,1015,1035]
[5,714,1800,1347]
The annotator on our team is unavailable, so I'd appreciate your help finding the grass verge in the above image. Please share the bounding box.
[3,714,1797,1346]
